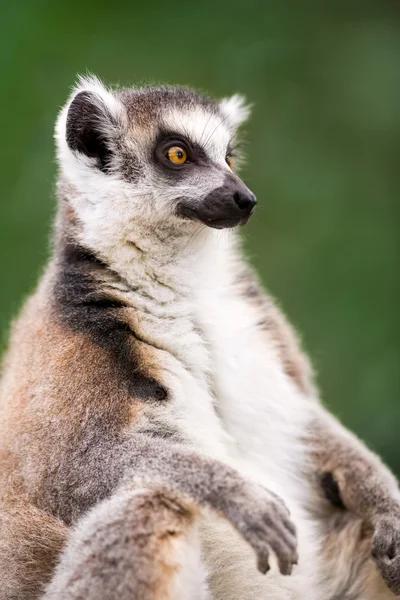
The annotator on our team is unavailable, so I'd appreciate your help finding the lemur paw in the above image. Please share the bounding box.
[372,515,400,596]
[224,484,298,576]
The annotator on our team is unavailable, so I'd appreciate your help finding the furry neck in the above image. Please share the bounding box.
[56,194,239,305]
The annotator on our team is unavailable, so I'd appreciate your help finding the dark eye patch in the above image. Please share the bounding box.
[153,130,210,172]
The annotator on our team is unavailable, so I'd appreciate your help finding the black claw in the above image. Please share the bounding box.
[257,555,270,575]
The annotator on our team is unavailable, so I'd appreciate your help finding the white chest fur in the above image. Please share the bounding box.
[99,226,313,489]
[96,227,321,598]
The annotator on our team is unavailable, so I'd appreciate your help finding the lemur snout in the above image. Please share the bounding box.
[177,174,257,230]
[233,190,257,213]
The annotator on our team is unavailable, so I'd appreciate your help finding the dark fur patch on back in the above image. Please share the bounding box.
[52,240,168,402]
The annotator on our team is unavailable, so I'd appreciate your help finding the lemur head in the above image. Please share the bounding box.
[56,76,255,243]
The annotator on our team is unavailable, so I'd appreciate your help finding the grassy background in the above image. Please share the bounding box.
[1,0,399,472]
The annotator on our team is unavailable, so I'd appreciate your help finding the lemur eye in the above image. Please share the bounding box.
[166,146,187,165]
[226,155,233,170]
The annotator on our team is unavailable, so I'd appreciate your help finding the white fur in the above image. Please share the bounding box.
[56,74,127,170]
[163,107,234,166]
[55,78,388,600]
[219,94,252,130]
[97,227,321,599]
[172,519,211,600]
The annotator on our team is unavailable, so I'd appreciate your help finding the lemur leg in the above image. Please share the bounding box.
[317,513,395,600]
[311,409,400,597]
[42,488,209,600]
[0,501,68,600]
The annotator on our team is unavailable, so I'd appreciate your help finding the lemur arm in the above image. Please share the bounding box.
[310,408,400,522]
[247,268,400,523]
[309,408,400,595]
[50,433,297,577]
[247,267,400,594]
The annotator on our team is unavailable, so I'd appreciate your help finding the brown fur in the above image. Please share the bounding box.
[1,242,399,598]
[42,489,199,600]
[0,500,68,600]
[317,513,392,600]
[236,265,400,596]
[1,80,400,599]
[0,253,298,597]
[309,416,400,596]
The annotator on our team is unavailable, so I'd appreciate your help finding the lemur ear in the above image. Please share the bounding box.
[219,95,252,131]
[56,75,126,173]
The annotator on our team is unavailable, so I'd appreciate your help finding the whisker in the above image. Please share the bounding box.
[201,228,213,253]
[215,230,224,259]
[199,112,213,146]
[203,112,232,152]
[180,223,206,256]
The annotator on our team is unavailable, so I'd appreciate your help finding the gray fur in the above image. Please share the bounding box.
[372,516,400,595]
[1,76,400,600]
[41,430,298,574]
[40,434,298,599]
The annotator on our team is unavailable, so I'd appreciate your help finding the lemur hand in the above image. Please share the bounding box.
[372,513,400,596]
[221,482,298,576]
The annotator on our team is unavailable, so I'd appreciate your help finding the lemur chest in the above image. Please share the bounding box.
[123,295,229,455]
[193,289,310,496]
[129,290,308,495]
[132,299,213,384]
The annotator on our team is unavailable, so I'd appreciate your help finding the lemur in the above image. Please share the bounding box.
[0,76,399,600]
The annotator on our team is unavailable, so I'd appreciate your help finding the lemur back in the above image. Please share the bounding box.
[1,77,399,600]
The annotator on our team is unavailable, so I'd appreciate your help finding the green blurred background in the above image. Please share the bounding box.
[1,1,399,471]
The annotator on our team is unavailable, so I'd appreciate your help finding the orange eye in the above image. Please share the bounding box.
[166,146,187,165]
[226,155,233,170]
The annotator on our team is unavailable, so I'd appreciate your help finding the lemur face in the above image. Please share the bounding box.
[56,76,256,240]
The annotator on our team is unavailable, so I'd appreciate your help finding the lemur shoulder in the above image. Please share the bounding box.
[0,76,399,600]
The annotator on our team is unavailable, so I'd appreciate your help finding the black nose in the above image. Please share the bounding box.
[233,191,257,213]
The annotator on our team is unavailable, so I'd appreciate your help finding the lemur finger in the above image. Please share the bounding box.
[372,516,400,595]
[261,511,297,552]
[257,551,271,575]
[278,555,294,576]
[267,536,298,576]
[264,489,291,514]
[248,520,297,576]
[268,504,297,538]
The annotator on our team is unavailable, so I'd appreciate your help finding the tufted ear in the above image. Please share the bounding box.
[56,75,126,173]
[219,94,252,131]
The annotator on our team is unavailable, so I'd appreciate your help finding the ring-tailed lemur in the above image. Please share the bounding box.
[0,76,399,600]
